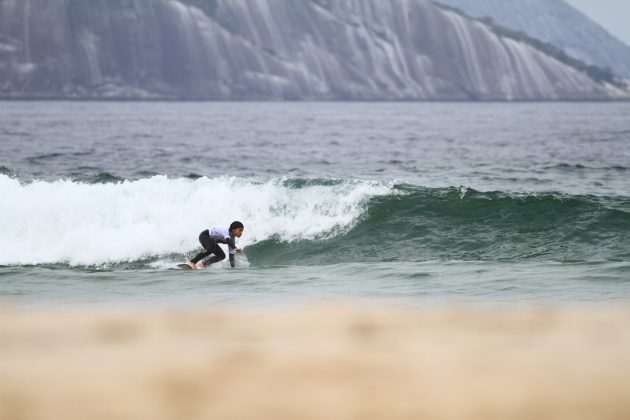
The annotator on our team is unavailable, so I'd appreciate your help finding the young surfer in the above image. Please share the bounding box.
[185,221,244,269]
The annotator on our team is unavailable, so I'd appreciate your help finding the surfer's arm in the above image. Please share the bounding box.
[229,253,236,268]
[226,236,237,268]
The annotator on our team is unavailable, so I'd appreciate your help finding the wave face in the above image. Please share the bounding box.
[0,175,391,266]
[3,174,628,267]
[246,185,630,266]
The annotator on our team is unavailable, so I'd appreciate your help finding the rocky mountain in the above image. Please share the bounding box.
[0,0,627,100]
[438,0,630,79]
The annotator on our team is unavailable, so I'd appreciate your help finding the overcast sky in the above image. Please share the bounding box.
[565,0,630,46]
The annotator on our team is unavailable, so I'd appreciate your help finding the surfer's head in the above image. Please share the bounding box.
[229,221,244,238]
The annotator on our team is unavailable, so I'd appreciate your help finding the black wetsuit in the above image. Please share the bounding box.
[190,228,237,268]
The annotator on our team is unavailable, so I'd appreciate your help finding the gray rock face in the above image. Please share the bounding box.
[0,0,626,100]
[438,0,630,79]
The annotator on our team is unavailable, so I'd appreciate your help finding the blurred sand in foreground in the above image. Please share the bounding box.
[1,306,630,420]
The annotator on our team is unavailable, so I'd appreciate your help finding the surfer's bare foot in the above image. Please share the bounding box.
[186,262,196,270]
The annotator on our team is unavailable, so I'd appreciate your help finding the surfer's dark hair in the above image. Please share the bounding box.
[230,221,244,232]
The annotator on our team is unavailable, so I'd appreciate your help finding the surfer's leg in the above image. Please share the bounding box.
[202,244,226,266]
[190,251,210,265]
[190,230,213,265]
[202,243,226,266]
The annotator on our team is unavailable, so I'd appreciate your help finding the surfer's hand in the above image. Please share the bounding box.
[235,248,243,254]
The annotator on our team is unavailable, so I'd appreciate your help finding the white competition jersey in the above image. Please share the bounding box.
[208,228,237,254]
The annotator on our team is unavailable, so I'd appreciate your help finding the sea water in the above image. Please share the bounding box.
[1,101,629,307]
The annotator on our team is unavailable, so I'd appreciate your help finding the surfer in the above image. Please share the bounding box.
[185,221,244,269]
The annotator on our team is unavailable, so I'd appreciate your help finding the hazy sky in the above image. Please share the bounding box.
[565,0,630,46]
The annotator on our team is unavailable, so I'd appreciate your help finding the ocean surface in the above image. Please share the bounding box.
[1,101,629,307]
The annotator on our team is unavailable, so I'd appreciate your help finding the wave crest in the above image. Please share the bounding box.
[0,175,392,265]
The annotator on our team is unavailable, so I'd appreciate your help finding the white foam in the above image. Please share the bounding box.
[0,175,392,266]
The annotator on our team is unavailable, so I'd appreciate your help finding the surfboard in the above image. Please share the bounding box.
[177,264,193,270]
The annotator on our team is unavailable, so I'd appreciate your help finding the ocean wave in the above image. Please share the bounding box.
[0,175,392,266]
[2,175,629,267]
[245,185,630,265]
[544,163,630,172]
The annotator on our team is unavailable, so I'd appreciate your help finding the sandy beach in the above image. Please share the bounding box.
[1,305,630,420]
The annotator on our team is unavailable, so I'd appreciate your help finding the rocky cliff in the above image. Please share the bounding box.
[0,0,626,100]
[438,0,630,79]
